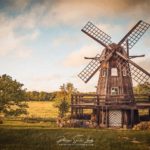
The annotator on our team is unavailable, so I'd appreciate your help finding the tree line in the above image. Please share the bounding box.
[26,82,78,101]
[26,91,56,101]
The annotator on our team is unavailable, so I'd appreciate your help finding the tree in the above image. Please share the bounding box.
[134,82,150,94]
[54,83,78,118]
[57,98,69,118]
[26,91,56,101]
[60,82,78,98]
[0,74,28,116]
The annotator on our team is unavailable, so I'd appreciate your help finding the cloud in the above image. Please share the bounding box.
[28,0,150,27]
[63,45,102,67]
[0,13,40,58]
[47,0,149,28]
[134,55,150,72]
[24,74,66,92]
[1,0,150,28]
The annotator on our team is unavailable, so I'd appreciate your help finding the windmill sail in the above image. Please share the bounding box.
[118,20,150,51]
[116,51,150,84]
[82,21,112,48]
[78,54,101,83]
[129,64,150,84]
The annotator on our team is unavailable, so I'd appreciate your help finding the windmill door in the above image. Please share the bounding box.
[109,110,122,127]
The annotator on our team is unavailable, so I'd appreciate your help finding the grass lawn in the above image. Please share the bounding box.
[0,101,150,150]
[0,126,150,150]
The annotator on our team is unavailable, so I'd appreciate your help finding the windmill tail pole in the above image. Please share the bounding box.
[129,55,145,59]
[84,57,100,60]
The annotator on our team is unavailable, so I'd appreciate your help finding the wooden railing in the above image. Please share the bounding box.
[71,94,150,106]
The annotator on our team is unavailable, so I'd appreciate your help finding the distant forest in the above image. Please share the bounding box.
[25,82,150,101]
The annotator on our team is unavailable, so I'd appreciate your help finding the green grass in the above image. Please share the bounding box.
[0,118,56,128]
[0,127,150,150]
[0,102,150,150]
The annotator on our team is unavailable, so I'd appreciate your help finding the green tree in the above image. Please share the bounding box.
[54,83,78,117]
[0,74,28,116]
[59,82,78,99]
[134,82,150,94]
[56,98,69,118]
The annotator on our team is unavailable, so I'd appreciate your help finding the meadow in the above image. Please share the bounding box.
[26,101,58,119]
[0,127,150,150]
[0,101,150,150]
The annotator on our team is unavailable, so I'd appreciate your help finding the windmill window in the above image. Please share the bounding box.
[111,68,118,76]
[111,87,119,95]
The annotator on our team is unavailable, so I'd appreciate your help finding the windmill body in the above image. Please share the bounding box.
[96,43,134,102]
[71,20,150,128]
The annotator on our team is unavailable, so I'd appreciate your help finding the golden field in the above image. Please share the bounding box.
[26,101,58,118]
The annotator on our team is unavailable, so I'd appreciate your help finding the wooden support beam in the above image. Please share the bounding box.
[131,109,134,127]
[106,107,108,127]
[101,106,105,126]
[148,95,150,120]
[71,95,73,118]
[97,108,100,125]
[122,110,124,128]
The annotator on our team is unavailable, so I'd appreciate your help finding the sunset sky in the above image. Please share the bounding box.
[0,0,150,92]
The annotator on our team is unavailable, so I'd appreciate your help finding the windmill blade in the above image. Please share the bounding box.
[129,63,150,84]
[82,21,112,48]
[78,54,101,83]
[118,20,150,51]
[116,51,150,84]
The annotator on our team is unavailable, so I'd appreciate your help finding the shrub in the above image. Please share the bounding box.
[133,122,150,130]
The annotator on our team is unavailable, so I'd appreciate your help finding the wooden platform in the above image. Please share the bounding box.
[71,94,150,128]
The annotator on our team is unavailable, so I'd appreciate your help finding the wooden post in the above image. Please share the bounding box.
[75,95,78,119]
[97,108,100,125]
[97,95,100,105]
[71,95,73,118]
[96,95,100,125]
[106,106,108,127]
[131,109,134,127]
[149,96,150,118]
[122,110,124,128]
[102,106,104,126]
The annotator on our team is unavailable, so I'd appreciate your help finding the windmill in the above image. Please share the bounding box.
[71,20,150,128]
[78,20,150,101]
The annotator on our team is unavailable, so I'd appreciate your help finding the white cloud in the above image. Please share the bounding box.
[63,45,103,67]
[134,55,150,72]
[24,74,65,92]
[0,13,40,58]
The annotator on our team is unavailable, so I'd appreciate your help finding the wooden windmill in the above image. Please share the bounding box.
[78,20,150,101]
[71,20,150,128]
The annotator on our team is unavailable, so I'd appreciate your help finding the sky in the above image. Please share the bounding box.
[0,0,150,92]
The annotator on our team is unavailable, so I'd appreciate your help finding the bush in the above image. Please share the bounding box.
[133,122,150,130]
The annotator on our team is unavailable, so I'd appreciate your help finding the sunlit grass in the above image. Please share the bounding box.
[0,118,56,128]
[26,101,58,118]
